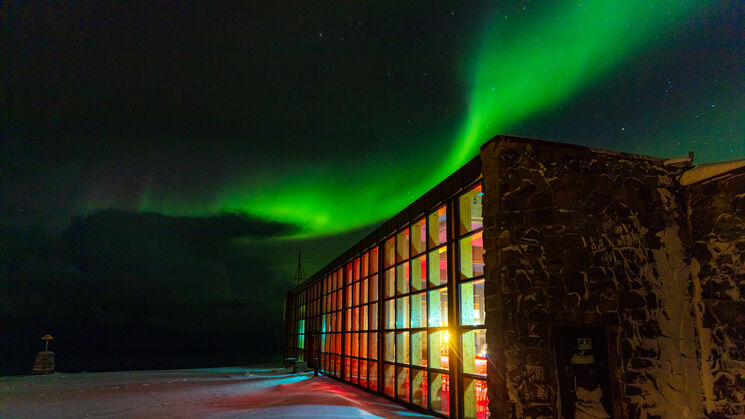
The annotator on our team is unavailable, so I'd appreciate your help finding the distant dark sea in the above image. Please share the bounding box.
[2,349,282,376]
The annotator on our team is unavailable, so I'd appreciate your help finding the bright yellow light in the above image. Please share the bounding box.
[442,330,450,344]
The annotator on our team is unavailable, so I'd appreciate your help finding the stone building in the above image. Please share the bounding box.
[285,135,745,418]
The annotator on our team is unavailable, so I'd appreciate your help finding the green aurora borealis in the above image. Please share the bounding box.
[3,0,744,376]
[187,1,721,237]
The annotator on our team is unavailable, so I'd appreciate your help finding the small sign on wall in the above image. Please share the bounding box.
[577,338,592,350]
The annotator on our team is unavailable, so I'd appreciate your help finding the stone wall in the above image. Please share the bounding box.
[685,167,745,417]
[481,138,707,418]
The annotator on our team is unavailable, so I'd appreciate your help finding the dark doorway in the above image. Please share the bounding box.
[554,327,613,418]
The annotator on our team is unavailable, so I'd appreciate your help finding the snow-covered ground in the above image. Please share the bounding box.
[0,366,433,418]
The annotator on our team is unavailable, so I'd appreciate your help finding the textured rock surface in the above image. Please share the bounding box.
[480,138,743,418]
[685,167,745,417]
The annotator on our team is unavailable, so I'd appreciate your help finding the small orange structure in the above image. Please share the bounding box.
[32,334,55,374]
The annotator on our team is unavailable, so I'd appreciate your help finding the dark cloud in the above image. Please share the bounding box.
[1,210,301,375]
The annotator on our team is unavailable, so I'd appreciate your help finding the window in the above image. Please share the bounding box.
[290,177,485,418]
[458,183,488,419]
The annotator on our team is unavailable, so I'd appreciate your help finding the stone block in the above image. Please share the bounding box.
[32,351,55,374]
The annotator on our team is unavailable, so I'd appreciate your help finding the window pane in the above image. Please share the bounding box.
[411,254,427,291]
[395,331,410,364]
[370,247,379,274]
[459,184,483,235]
[396,229,409,262]
[430,372,450,415]
[345,309,352,331]
[360,360,368,387]
[463,377,489,419]
[396,297,410,329]
[361,305,368,331]
[459,231,484,279]
[346,263,353,285]
[369,331,378,360]
[461,329,487,375]
[384,268,395,298]
[352,307,359,331]
[428,206,447,248]
[353,282,360,306]
[460,279,485,326]
[428,287,448,327]
[411,331,427,367]
[384,237,395,268]
[411,292,427,328]
[396,366,410,402]
[369,361,378,391]
[384,363,395,397]
[396,262,410,295]
[345,285,352,308]
[351,358,359,384]
[412,369,427,408]
[370,274,379,302]
[384,299,395,329]
[429,329,449,370]
[360,332,368,358]
[361,252,369,279]
[344,356,351,381]
[370,302,379,330]
[344,333,351,355]
[428,246,448,287]
[384,332,395,362]
[352,332,359,357]
[411,218,426,256]
[361,278,369,304]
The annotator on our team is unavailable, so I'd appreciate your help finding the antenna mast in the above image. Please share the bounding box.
[293,250,307,287]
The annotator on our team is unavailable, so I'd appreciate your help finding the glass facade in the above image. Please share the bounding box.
[286,180,488,418]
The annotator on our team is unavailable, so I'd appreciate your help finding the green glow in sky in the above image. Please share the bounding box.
[140,1,709,238]
[442,0,703,177]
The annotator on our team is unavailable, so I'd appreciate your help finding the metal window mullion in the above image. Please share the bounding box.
[447,197,462,419]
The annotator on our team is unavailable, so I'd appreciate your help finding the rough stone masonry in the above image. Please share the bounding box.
[480,137,745,418]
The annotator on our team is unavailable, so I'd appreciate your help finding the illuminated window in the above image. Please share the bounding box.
[385,268,395,298]
[428,288,448,327]
[428,206,447,248]
[459,184,483,234]
[428,245,448,286]
[396,229,409,262]
[384,364,395,397]
[463,377,489,419]
[412,369,427,408]
[459,231,484,279]
[396,262,410,295]
[384,237,395,268]
[411,292,427,328]
[460,279,485,326]
[396,366,410,402]
[411,254,427,291]
[430,372,450,415]
[411,217,426,256]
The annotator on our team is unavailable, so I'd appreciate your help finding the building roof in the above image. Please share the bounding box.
[679,159,745,186]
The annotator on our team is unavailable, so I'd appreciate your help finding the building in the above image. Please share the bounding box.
[284,135,745,418]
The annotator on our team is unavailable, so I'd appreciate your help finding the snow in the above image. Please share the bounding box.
[574,387,611,419]
[679,159,745,185]
[0,366,432,418]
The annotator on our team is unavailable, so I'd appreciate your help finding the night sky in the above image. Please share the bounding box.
[2,2,743,375]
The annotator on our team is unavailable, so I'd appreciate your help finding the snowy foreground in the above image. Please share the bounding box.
[0,366,433,418]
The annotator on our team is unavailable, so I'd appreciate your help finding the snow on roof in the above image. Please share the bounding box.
[679,159,745,186]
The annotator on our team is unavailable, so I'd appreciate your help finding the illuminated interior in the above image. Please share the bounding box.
[286,174,488,418]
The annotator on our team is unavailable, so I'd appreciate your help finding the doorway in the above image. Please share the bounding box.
[554,326,613,418]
